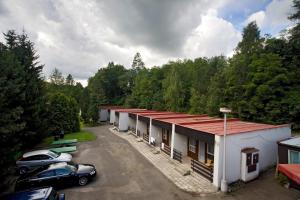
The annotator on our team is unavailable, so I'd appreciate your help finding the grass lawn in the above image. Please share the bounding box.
[42,130,96,145]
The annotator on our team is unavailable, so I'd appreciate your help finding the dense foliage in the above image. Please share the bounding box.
[0,31,45,177]
[0,32,81,180]
[85,1,300,130]
[43,92,80,135]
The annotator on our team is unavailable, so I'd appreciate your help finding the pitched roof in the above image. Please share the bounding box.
[114,108,146,113]
[179,120,289,136]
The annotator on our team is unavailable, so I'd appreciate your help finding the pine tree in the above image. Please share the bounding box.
[50,68,64,85]
[65,74,75,86]
[131,52,145,72]
[4,30,45,146]
[0,43,26,175]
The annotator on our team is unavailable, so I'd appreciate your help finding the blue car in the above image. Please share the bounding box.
[2,187,65,200]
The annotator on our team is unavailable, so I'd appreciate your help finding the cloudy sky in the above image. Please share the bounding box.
[0,0,295,86]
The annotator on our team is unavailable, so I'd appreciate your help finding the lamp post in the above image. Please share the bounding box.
[220,107,231,192]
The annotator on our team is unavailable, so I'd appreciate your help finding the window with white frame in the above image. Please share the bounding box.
[189,138,196,153]
[288,150,300,164]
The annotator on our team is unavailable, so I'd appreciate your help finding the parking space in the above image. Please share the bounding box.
[61,125,300,200]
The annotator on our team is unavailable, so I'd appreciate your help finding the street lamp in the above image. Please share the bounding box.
[220,107,231,192]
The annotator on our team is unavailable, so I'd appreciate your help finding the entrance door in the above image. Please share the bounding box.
[162,129,170,146]
[146,123,150,135]
[188,137,199,160]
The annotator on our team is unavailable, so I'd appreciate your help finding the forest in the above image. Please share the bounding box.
[84,1,300,130]
[0,0,299,180]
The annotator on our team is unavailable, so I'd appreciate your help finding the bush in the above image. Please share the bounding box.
[277,173,289,186]
[44,92,80,135]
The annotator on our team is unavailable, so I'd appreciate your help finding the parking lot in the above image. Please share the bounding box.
[62,125,300,200]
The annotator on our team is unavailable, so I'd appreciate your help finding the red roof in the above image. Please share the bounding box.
[128,110,163,115]
[278,164,300,185]
[152,114,195,119]
[155,115,215,124]
[100,105,123,109]
[114,108,146,113]
[180,120,288,136]
[138,111,176,117]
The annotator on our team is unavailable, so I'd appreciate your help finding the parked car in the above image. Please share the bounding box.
[15,162,97,191]
[2,187,65,200]
[16,150,72,174]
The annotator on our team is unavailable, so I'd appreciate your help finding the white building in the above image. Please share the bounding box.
[135,112,176,141]
[110,107,291,189]
[98,106,123,122]
[113,108,147,131]
[151,115,291,188]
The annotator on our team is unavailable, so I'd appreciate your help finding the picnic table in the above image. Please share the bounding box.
[51,139,78,146]
[50,146,77,153]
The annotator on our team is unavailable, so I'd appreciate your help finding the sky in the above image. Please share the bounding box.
[0,0,295,86]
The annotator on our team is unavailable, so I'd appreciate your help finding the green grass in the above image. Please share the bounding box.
[42,130,96,145]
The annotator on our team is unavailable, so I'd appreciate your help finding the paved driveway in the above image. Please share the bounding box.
[62,125,300,200]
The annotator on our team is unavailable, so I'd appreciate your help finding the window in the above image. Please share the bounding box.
[37,170,55,178]
[21,156,35,161]
[49,150,60,158]
[55,168,70,176]
[289,150,300,164]
[39,155,51,160]
[189,138,196,153]
[23,155,45,161]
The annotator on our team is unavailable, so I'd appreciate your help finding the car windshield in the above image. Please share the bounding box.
[48,150,61,158]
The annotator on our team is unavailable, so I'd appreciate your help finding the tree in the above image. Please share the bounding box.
[0,30,45,177]
[50,68,64,85]
[131,52,145,71]
[65,74,75,86]
[0,44,26,176]
[163,65,186,112]
[45,93,80,134]
[6,30,45,146]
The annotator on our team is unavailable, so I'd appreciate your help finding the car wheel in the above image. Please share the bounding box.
[78,177,88,186]
[19,167,28,175]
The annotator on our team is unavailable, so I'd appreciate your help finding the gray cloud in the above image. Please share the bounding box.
[97,0,220,55]
[0,0,293,86]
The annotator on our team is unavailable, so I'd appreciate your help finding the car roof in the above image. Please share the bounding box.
[47,162,68,170]
[3,187,53,200]
[23,150,51,158]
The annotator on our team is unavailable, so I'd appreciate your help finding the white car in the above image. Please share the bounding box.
[16,150,72,174]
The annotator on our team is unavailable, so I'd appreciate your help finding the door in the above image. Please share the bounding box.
[39,154,53,166]
[187,137,199,160]
[146,123,150,135]
[55,168,74,188]
[35,170,56,188]
[162,129,170,146]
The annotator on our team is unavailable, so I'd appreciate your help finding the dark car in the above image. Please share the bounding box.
[15,162,96,191]
[2,187,65,200]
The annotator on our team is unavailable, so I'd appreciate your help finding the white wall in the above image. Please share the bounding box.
[173,132,188,156]
[128,117,136,130]
[213,126,291,188]
[137,120,147,137]
[109,110,115,124]
[151,125,163,146]
[99,109,108,122]
[119,112,129,131]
